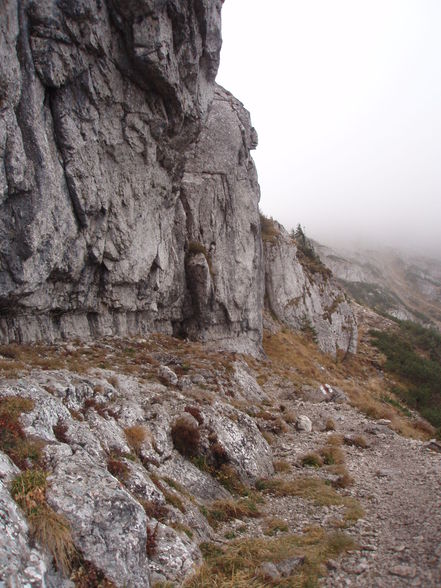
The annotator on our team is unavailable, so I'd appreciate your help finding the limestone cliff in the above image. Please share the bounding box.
[0,0,262,354]
[0,0,355,357]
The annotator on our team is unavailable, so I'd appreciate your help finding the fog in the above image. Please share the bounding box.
[217,0,441,258]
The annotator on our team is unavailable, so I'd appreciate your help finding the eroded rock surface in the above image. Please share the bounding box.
[264,224,358,356]
[0,0,263,356]
[0,355,273,586]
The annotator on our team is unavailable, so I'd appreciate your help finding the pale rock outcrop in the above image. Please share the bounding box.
[295,415,313,433]
[264,224,357,356]
[0,365,274,585]
[207,402,274,482]
[46,445,151,588]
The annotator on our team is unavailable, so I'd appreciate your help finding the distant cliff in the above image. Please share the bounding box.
[0,0,355,357]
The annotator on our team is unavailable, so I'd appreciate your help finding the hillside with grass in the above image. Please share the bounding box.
[370,320,441,435]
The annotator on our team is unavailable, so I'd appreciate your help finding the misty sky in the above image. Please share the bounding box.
[217,0,441,256]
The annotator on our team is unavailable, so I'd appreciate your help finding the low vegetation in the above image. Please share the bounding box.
[171,416,200,457]
[370,320,441,435]
[124,425,150,454]
[292,224,331,278]
[11,469,76,574]
[0,396,43,469]
[257,326,434,441]
[202,497,261,528]
[260,213,280,243]
[184,527,356,587]
[256,475,363,524]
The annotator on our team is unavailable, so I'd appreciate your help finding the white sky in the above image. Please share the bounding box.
[217,0,441,256]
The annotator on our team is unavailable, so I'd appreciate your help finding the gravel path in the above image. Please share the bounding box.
[267,395,441,587]
[326,426,441,587]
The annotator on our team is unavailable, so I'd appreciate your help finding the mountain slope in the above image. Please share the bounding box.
[316,243,441,329]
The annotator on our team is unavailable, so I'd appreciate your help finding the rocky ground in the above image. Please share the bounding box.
[0,327,440,587]
[262,396,441,587]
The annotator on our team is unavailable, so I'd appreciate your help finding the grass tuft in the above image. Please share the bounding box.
[11,469,76,574]
[184,527,356,587]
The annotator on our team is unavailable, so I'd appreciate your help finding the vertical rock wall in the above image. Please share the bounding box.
[0,0,264,355]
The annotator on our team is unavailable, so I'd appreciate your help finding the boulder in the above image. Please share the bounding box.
[296,415,313,433]
[46,446,150,588]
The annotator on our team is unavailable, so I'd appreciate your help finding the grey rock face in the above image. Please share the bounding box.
[208,403,274,482]
[46,445,151,588]
[264,224,358,356]
[0,1,263,356]
[295,415,312,432]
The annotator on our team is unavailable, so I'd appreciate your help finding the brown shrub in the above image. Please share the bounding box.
[53,421,69,443]
[146,523,159,557]
[325,418,336,431]
[72,559,117,587]
[107,458,130,482]
[210,441,229,468]
[141,500,169,522]
[171,417,200,457]
[0,396,43,469]
[124,425,149,454]
[283,410,297,424]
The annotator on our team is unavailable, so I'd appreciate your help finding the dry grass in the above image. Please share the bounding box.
[256,475,363,524]
[124,425,150,454]
[140,499,169,522]
[0,334,237,401]
[11,469,76,574]
[202,497,261,528]
[344,435,368,449]
[320,445,345,466]
[150,474,187,513]
[261,328,432,441]
[327,434,344,446]
[184,526,356,587]
[260,213,280,243]
[301,452,323,468]
[273,459,291,473]
[263,517,289,536]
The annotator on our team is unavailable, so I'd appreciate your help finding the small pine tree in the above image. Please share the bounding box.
[294,223,306,247]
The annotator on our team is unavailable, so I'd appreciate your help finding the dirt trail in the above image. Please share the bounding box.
[263,393,441,587]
